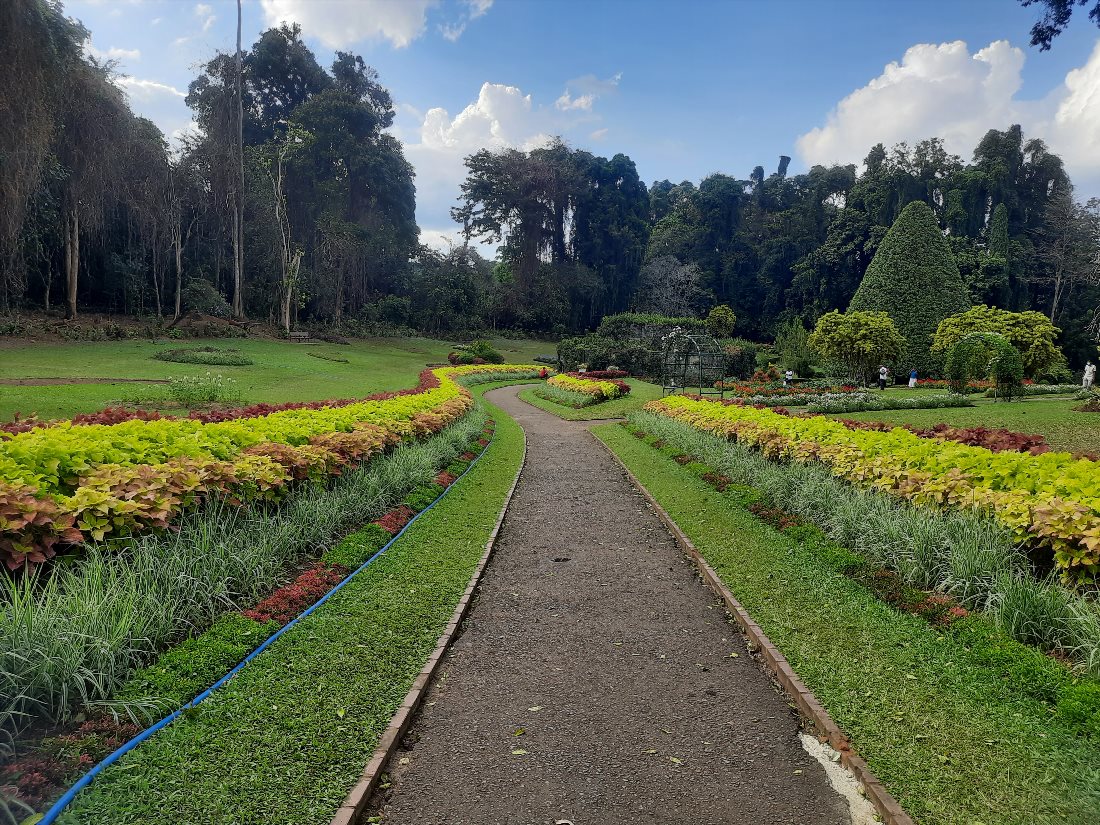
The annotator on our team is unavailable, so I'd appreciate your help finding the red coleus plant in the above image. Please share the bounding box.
[243,562,349,625]
[373,505,416,535]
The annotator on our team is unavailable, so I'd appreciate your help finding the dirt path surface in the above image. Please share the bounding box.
[0,377,169,385]
[369,385,851,825]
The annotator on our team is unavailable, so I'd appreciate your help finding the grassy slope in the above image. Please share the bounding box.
[593,423,1100,825]
[61,384,525,825]
[518,378,664,420]
[836,391,1097,454]
[0,336,550,421]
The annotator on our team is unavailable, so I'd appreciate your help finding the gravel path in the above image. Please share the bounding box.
[369,386,851,825]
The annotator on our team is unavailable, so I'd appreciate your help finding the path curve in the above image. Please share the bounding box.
[369,385,852,824]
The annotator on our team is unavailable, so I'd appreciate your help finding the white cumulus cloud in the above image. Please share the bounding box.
[260,0,439,49]
[796,39,1100,196]
[401,80,604,249]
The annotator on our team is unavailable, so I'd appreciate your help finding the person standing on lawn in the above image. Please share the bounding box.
[1085,361,1096,390]
[909,368,918,389]
[878,365,889,390]
[784,368,794,388]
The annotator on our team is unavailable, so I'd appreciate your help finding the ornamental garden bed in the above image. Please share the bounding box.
[532,371,631,408]
[0,368,539,819]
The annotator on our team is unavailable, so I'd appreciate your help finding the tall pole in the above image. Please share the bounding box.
[232,0,245,318]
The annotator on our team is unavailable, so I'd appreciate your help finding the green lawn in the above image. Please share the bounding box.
[0,336,550,421]
[835,392,1097,454]
[61,383,526,824]
[593,423,1100,825]
[518,377,664,420]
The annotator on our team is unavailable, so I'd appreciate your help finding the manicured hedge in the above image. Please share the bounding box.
[848,201,970,375]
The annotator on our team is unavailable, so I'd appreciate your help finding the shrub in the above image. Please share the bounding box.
[932,305,1065,379]
[643,394,1100,584]
[705,305,737,338]
[557,334,653,376]
[180,279,231,318]
[154,347,253,367]
[721,338,758,379]
[464,340,504,364]
[848,200,970,375]
[167,373,242,406]
[945,333,1024,399]
[808,310,905,384]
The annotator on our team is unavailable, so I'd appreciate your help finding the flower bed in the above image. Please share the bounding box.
[713,380,859,400]
[0,414,497,812]
[837,420,1054,454]
[545,372,631,403]
[0,364,539,569]
[804,392,975,414]
[644,394,1100,583]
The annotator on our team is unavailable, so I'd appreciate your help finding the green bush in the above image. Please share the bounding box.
[465,340,504,364]
[705,305,737,338]
[945,333,1023,399]
[557,334,655,376]
[322,524,393,569]
[118,614,279,707]
[721,338,758,379]
[597,312,704,340]
[849,201,970,375]
[180,279,232,318]
[403,483,445,511]
[154,347,253,366]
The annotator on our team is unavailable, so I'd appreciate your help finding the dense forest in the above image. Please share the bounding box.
[1,0,1098,365]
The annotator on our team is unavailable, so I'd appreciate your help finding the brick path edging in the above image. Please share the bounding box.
[329,424,528,825]
[595,431,916,825]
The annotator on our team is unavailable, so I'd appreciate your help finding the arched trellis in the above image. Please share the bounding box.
[661,329,726,398]
[945,332,1024,401]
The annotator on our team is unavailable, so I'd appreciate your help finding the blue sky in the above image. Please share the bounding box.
[67,0,1100,247]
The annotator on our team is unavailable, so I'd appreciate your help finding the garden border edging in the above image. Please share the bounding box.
[329,415,528,825]
[594,429,916,825]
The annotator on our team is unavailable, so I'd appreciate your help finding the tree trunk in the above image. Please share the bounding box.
[173,221,183,319]
[231,204,242,317]
[64,207,79,320]
[281,250,302,334]
[232,0,245,319]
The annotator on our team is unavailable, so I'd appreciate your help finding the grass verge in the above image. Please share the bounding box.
[592,422,1100,825]
[518,377,663,420]
[58,383,525,824]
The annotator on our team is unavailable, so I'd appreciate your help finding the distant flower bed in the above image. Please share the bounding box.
[0,364,540,570]
[805,393,975,414]
[547,372,631,401]
[714,380,859,403]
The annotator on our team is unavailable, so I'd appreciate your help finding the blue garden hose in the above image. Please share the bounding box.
[38,422,496,824]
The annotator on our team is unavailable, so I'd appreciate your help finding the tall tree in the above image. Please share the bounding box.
[848,200,970,373]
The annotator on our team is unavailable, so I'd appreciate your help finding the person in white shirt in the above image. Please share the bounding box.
[783,369,794,388]
[877,365,889,390]
[1085,361,1096,390]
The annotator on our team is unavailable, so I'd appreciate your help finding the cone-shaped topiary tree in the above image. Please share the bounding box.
[848,200,970,376]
